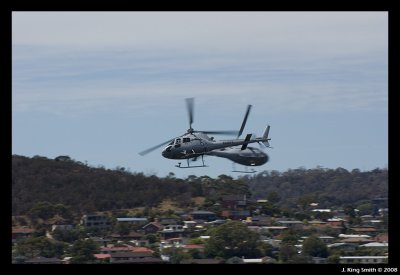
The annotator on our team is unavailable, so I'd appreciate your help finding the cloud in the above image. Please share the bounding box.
[13,12,387,53]
[12,12,387,116]
[13,45,387,115]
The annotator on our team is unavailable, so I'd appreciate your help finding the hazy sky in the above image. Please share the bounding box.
[12,12,388,178]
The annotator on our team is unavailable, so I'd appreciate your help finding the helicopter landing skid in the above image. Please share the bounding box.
[176,155,207,168]
[176,164,208,168]
[231,163,256,173]
[232,170,256,173]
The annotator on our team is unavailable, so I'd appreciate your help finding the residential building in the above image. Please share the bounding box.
[51,224,74,232]
[109,252,163,264]
[339,256,388,264]
[159,224,185,239]
[142,222,163,234]
[12,227,34,242]
[221,210,250,220]
[116,217,148,226]
[190,211,217,222]
[80,214,112,230]
[221,194,247,209]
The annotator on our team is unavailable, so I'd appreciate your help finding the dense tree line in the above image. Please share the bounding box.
[12,155,248,216]
[12,155,387,216]
[241,167,387,210]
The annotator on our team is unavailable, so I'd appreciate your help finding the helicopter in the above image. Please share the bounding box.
[138,98,271,170]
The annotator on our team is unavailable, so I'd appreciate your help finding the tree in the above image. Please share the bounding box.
[326,255,340,264]
[279,243,297,263]
[267,191,281,204]
[28,201,56,220]
[14,236,66,259]
[301,236,328,258]
[205,220,262,259]
[344,204,356,218]
[52,227,87,243]
[162,247,189,264]
[280,229,299,245]
[69,239,100,264]
[145,234,159,244]
[114,222,131,236]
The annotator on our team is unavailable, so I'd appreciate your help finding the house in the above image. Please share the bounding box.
[248,216,272,226]
[109,252,163,264]
[339,234,372,239]
[328,243,358,251]
[221,194,247,209]
[225,256,277,264]
[190,211,217,222]
[180,258,223,264]
[339,256,388,264]
[100,246,133,254]
[221,210,250,220]
[116,217,148,226]
[108,231,144,241]
[360,242,388,250]
[317,236,336,244]
[142,222,163,234]
[261,226,288,235]
[51,224,74,232]
[326,218,345,227]
[12,227,34,241]
[159,217,180,225]
[130,239,150,247]
[307,220,328,231]
[80,214,112,230]
[101,245,154,255]
[183,220,197,231]
[276,220,304,229]
[159,224,185,239]
[312,209,332,213]
[160,237,184,250]
[94,253,111,263]
[349,227,378,235]
[341,237,372,244]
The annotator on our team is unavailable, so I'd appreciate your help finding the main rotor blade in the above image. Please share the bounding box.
[238,104,252,138]
[185,97,194,129]
[199,130,239,135]
[138,139,174,156]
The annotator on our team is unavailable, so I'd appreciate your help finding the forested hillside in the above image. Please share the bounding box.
[12,155,387,216]
[242,167,388,209]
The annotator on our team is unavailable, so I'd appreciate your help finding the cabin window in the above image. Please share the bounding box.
[175,138,181,144]
[183,138,190,143]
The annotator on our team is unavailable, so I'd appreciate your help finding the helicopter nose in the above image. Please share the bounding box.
[162,147,172,158]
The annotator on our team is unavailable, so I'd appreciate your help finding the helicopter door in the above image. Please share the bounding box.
[174,138,181,148]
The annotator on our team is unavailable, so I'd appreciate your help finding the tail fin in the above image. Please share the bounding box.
[262,125,271,147]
